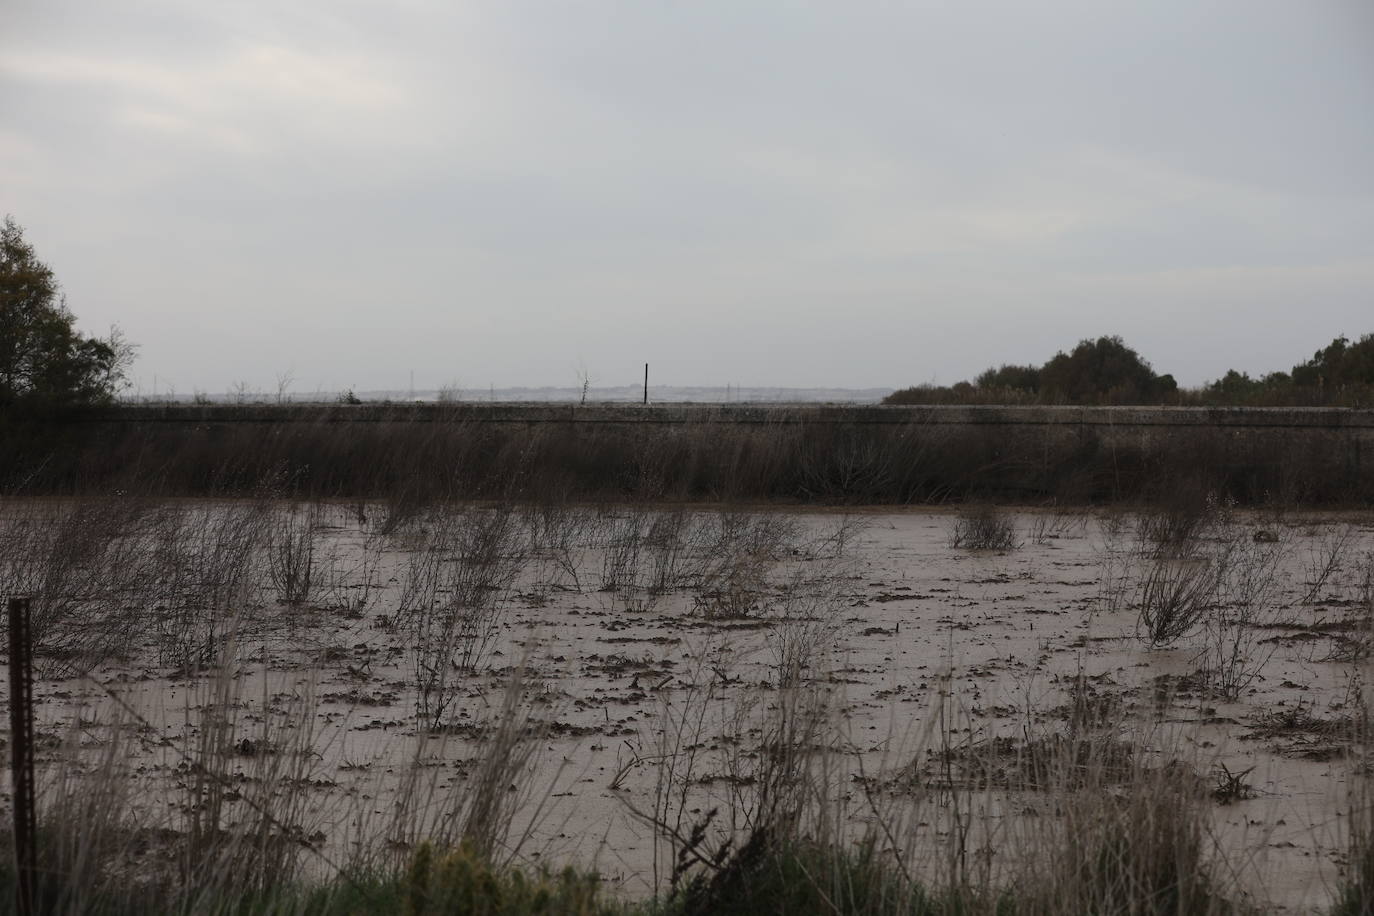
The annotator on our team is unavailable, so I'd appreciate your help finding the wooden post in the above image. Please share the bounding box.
[8,597,36,914]
[643,363,648,405]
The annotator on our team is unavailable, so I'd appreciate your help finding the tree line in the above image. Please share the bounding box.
[885,333,1374,407]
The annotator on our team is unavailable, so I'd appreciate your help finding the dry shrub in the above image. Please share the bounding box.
[0,497,158,674]
[11,644,329,913]
[1136,554,1220,646]
[950,505,1019,551]
[1201,534,1286,698]
[8,401,1374,505]
[23,714,142,914]
[320,530,383,617]
[266,502,320,606]
[1137,484,1228,557]
[376,661,558,871]
[693,549,776,619]
[596,507,651,594]
[1337,700,1374,916]
[15,648,561,911]
[988,693,1237,914]
[148,502,268,667]
[627,659,842,913]
[400,504,526,729]
[1302,522,1357,605]
[1135,510,1287,694]
[180,659,326,898]
[1025,769,1228,915]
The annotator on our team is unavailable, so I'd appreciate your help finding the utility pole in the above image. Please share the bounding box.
[643,363,649,405]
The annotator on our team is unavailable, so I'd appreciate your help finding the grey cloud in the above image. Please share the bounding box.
[1,0,1370,392]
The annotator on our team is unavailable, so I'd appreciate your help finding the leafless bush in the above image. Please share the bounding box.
[33,711,140,913]
[377,661,556,870]
[1137,487,1229,557]
[619,635,839,905]
[707,510,803,559]
[181,659,325,896]
[405,505,526,729]
[769,567,851,685]
[1302,522,1356,605]
[587,509,806,616]
[1326,553,1374,663]
[692,512,803,619]
[1339,685,1374,916]
[31,644,328,911]
[149,503,267,667]
[609,642,728,889]
[806,513,867,559]
[646,507,696,595]
[597,508,650,594]
[950,505,1019,551]
[0,498,158,673]
[1200,533,1286,698]
[1026,507,1090,546]
[266,503,320,606]
[693,553,774,620]
[1092,537,1134,617]
[794,424,900,501]
[1096,511,1131,542]
[452,667,553,860]
[1137,553,1220,646]
[1363,553,1374,615]
[320,533,384,617]
[519,501,589,593]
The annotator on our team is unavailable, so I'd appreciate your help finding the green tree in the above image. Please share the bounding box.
[1291,334,1374,389]
[1038,335,1176,404]
[974,363,1041,393]
[0,216,134,407]
[1207,369,1262,398]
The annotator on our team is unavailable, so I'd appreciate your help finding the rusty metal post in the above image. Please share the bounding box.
[8,597,36,914]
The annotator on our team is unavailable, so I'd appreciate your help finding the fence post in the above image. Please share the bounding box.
[8,597,36,914]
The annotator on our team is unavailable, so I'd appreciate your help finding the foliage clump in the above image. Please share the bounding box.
[887,335,1176,406]
[1036,336,1177,405]
[1211,333,1374,405]
[0,215,134,409]
[402,842,616,916]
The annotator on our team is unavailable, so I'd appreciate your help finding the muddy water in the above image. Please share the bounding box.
[11,505,1374,911]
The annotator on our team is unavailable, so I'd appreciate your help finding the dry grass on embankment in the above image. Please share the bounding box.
[2,402,1372,506]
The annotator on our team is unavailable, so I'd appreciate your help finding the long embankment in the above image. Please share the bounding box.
[4,402,1371,504]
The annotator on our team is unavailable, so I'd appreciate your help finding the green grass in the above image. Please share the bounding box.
[0,836,996,916]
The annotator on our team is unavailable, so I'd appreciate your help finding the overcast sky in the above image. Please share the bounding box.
[3,1,1372,395]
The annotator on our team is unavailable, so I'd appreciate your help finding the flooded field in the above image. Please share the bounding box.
[3,499,1374,912]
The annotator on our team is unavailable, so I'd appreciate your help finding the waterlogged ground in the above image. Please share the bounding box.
[3,501,1374,911]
